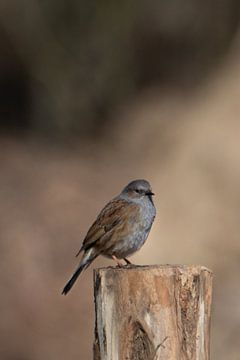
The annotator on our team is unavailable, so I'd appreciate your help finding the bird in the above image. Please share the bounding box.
[62,179,156,295]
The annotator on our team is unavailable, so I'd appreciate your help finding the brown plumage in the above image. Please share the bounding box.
[76,198,138,255]
[62,179,156,295]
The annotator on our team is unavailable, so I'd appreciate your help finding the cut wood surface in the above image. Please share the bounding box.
[93,265,212,360]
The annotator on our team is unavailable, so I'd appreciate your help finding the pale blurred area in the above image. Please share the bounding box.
[1,1,240,359]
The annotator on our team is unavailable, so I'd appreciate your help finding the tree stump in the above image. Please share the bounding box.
[93,265,212,360]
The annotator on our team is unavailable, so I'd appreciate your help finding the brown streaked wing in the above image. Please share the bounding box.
[78,198,138,253]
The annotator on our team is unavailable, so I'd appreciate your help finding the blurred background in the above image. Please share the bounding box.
[1,0,240,359]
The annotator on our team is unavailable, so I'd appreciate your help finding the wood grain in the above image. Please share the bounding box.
[93,265,212,360]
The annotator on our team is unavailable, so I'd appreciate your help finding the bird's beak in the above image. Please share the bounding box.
[146,191,155,196]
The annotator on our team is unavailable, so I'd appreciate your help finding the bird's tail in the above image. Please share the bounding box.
[62,248,96,295]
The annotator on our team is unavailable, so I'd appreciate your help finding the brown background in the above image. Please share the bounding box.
[0,1,240,359]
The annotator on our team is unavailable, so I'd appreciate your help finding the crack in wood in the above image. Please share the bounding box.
[94,265,212,360]
[123,320,156,360]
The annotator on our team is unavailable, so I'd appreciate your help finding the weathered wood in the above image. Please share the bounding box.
[93,265,212,360]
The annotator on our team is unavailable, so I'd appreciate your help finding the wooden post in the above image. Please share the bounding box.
[93,265,212,360]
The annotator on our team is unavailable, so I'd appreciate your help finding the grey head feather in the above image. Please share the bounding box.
[122,179,152,194]
[120,179,155,207]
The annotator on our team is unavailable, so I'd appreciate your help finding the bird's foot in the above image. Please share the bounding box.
[124,257,133,265]
[112,255,124,267]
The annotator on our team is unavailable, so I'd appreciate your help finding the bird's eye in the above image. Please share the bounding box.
[135,189,141,194]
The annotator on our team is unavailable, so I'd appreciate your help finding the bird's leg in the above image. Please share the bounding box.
[124,257,133,265]
[111,255,124,267]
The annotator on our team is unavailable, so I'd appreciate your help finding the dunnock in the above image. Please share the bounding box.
[62,179,156,295]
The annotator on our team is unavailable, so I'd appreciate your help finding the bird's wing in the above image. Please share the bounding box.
[76,198,138,255]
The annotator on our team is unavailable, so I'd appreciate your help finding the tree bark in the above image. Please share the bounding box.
[93,265,212,360]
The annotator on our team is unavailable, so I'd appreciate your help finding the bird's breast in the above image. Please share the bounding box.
[102,198,156,259]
